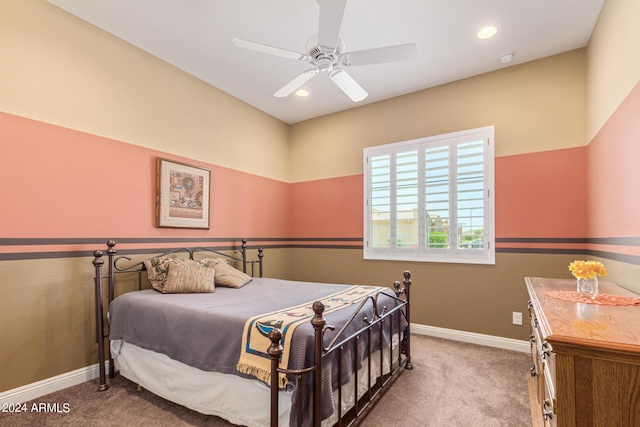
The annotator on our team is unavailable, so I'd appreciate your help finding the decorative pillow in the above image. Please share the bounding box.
[144,257,215,293]
[144,257,186,290]
[162,260,215,293]
[199,257,252,288]
[199,257,228,268]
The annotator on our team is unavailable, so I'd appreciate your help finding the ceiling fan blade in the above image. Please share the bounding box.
[232,38,310,61]
[274,69,319,97]
[341,43,418,66]
[318,0,347,49]
[329,69,368,102]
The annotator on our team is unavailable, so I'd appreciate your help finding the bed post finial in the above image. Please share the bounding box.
[92,250,103,267]
[311,301,326,328]
[404,270,411,284]
[267,329,283,427]
[92,250,109,391]
[258,247,264,277]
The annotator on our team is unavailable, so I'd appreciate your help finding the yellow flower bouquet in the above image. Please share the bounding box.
[568,260,608,280]
[569,260,607,298]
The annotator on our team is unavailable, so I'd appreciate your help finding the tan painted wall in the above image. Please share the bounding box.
[288,250,578,340]
[0,0,291,183]
[289,49,586,182]
[586,0,640,142]
[1,257,97,391]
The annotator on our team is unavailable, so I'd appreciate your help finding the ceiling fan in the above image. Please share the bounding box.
[232,0,418,102]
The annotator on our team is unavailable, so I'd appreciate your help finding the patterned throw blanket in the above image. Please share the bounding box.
[236,285,385,387]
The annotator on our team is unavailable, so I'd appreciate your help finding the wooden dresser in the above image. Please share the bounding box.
[525,277,640,426]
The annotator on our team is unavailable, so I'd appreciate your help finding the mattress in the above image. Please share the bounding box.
[112,337,398,427]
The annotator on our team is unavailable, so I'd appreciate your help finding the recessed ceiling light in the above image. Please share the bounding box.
[296,89,309,97]
[477,26,497,39]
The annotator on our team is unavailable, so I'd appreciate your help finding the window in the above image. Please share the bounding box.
[364,126,494,264]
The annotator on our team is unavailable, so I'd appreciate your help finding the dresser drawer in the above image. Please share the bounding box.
[528,301,543,377]
[541,340,555,393]
[528,300,547,426]
[543,376,557,427]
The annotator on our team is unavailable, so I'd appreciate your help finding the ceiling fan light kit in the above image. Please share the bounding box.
[232,0,418,102]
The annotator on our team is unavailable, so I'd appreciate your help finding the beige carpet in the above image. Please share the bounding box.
[1,335,532,426]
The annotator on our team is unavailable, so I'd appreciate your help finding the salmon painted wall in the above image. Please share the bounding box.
[587,82,640,239]
[495,147,587,244]
[0,112,291,253]
[585,82,640,291]
[290,175,363,241]
[289,147,588,247]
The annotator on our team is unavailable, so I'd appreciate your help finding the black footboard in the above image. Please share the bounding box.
[268,271,412,427]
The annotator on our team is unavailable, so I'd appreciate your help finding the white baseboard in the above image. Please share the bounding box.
[0,362,110,406]
[1,325,528,405]
[411,323,530,353]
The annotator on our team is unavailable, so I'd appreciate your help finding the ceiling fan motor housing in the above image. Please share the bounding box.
[305,35,345,72]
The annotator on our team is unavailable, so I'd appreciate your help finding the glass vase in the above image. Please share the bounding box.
[577,276,598,299]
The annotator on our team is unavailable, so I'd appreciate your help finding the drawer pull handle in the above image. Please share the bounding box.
[543,399,553,420]
[530,363,537,377]
[542,341,552,359]
[530,334,536,344]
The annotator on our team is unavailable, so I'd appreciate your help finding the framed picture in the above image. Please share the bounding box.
[156,157,211,229]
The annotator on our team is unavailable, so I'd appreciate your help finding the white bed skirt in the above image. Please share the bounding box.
[111,337,398,427]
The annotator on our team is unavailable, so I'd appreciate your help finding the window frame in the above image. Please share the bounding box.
[363,126,495,265]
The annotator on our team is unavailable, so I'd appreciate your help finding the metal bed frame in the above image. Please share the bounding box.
[91,239,412,427]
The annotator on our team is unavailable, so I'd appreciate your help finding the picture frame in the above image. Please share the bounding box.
[156,157,211,229]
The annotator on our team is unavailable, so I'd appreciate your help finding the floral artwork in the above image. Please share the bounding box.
[169,171,204,215]
[156,158,210,229]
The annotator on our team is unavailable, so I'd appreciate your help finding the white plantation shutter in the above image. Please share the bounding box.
[396,150,419,249]
[425,145,450,249]
[457,139,486,248]
[364,126,494,264]
[370,154,391,248]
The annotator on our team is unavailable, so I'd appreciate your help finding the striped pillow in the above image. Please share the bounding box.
[162,259,215,293]
[199,258,252,288]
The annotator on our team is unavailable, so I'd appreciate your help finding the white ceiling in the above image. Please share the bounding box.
[48,0,604,124]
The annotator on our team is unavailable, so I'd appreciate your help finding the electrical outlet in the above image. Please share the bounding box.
[512,312,523,326]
